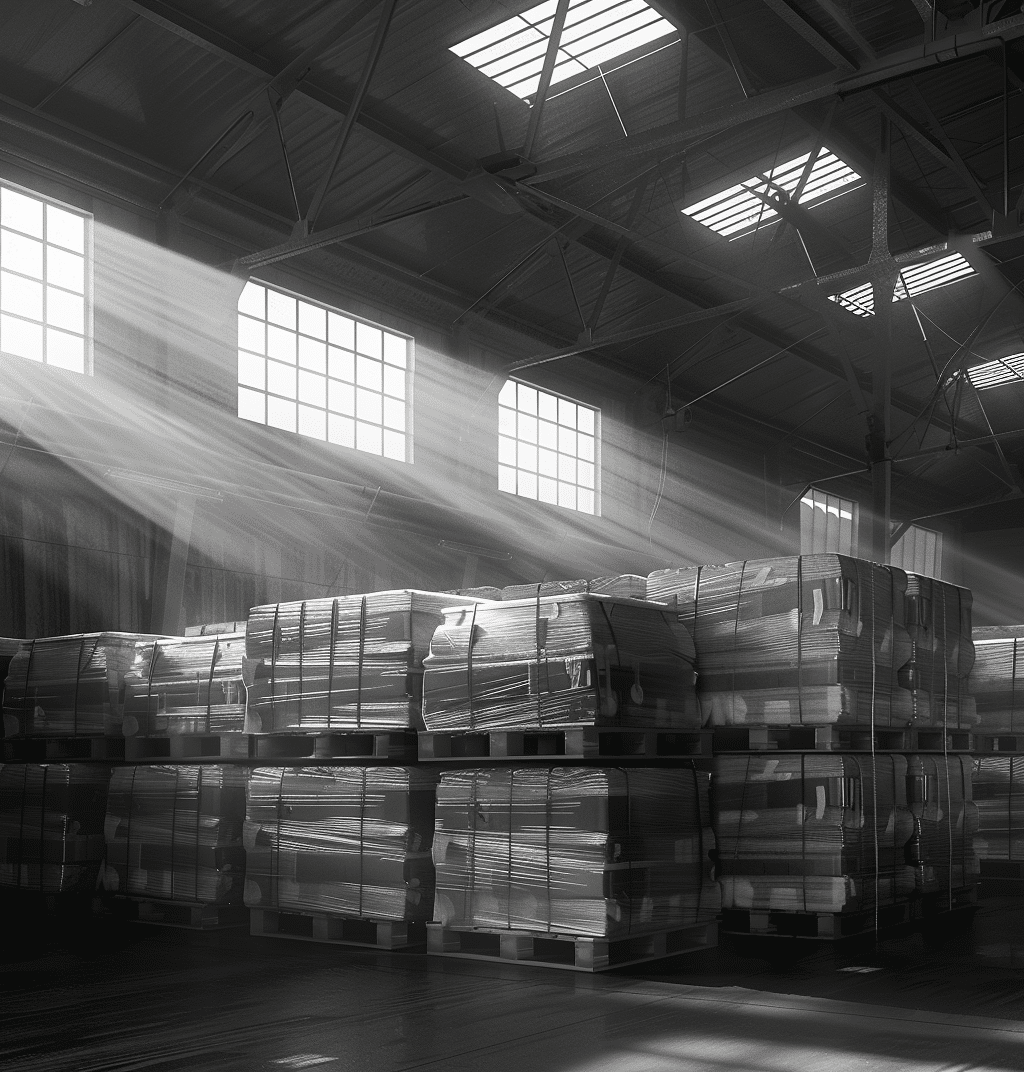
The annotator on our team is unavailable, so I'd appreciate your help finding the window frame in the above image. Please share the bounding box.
[236,278,414,464]
[800,488,859,557]
[890,524,943,579]
[0,178,94,375]
[497,378,601,515]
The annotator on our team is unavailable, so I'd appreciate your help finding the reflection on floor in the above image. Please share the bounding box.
[2,896,1023,1072]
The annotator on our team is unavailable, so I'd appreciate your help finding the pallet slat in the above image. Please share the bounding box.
[711,726,976,753]
[115,896,248,930]
[425,920,717,971]
[250,908,424,950]
[419,728,712,762]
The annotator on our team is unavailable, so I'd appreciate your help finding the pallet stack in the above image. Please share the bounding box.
[240,590,480,951]
[648,555,979,939]
[969,626,1024,890]
[419,581,721,971]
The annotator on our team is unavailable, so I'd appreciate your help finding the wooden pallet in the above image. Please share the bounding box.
[425,920,718,971]
[973,733,1024,753]
[250,731,418,761]
[979,860,1024,880]
[1,736,125,762]
[722,885,977,939]
[250,908,424,949]
[711,725,975,753]
[123,734,254,761]
[419,727,712,762]
[116,896,249,930]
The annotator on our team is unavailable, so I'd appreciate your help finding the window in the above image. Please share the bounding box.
[0,182,90,373]
[829,253,976,317]
[498,380,598,513]
[681,149,862,240]
[450,0,676,100]
[800,489,858,557]
[967,352,1024,391]
[237,281,411,462]
[891,524,942,579]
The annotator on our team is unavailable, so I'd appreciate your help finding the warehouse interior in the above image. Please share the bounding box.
[3,1,1024,1069]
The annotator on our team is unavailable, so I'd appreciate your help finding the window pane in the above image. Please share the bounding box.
[558,483,577,510]
[267,290,296,330]
[267,324,296,363]
[498,464,517,493]
[267,396,297,432]
[558,455,577,483]
[538,391,557,422]
[298,405,327,441]
[499,435,517,465]
[517,412,537,443]
[356,321,382,358]
[238,351,265,390]
[518,470,538,499]
[47,248,84,294]
[356,387,382,424]
[46,328,83,372]
[357,421,383,455]
[2,189,43,237]
[577,407,595,435]
[298,370,326,407]
[383,429,405,460]
[1,271,42,319]
[267,360,296,399]
[518,383,538,414]
[238,281,265,318]
[328,312,354,349]
[518,441,538,471]
[238,315,265,355]
[382,363,405,399]
[1,313,42,360]
[558,398,576,428]
[383,395,405,431]
[298,301,326,340]
[538,448,557,477]
[1,230,42,278]
[498,406,516,436]
[383,332,406,366]
[46,287,83,334]
[577,459,595,489]
[298,336,326,373]
[538,476,558,504]
[498,380,517,407]
[46,205,84,252]
[328,413,355,447]
[238,385,265,423]
[577,433,595,462]
[328,346,355,383]
[538,420,558,450]
[328,379,355,415]
[577,487,595,514]
[356,355,383,391]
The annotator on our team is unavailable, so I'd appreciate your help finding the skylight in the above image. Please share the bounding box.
[450,0,676,100]
[829,253,977,316]
[681,149,862,239]
[967,353,1024,391]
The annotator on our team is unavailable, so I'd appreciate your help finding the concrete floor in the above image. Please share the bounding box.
[3,897,1024,1072]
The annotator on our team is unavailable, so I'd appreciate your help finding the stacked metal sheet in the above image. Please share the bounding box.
[970,627,1024,732]
[897,573,976,728]
[431,766,719,938]
[243,591,482,733]
[713,754,916,914]
[500,575,647,601]
[0,763,109,894]
[970,755,1024,869]
[907,754,979,892]
[244,766,436,921]
[2,633,164,737]
[421,594,699,732]
[103,765,247,904]
[0,637,21,714]
[647,555,912,727]
[122,633,247,737]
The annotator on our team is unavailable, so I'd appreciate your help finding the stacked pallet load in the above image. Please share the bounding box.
[713,753,916,936]
[2,632,165,739]
[898,573,976,730]
[122,632,247,738]
[243,591,484,736]
[970,627,1024,734]
[103,764,248,927]
[244,765,436,947]
[906,754,979,909]
[0,762,109,896]
[421,592,700,736]
[971,754,1024,886]
[420,587,716,969]
[499,575,648,601]
[647,555,911,729]
[0,637,21,715]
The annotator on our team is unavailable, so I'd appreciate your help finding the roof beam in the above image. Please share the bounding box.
[121,0,472,183]
[759,0,858,70]
[526,13,1024,182]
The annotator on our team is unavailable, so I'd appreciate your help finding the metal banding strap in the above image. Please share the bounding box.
[205,637,220,735]
[795,558,804,725]
[326,599,339,731]
[544,768,552,933]
[356,597,368,730]
[357,768,366,918]
[169,766,180,900]
[21,638,37,727]
[506,768,515,931]
[731,563,746,726]
[534,588,545,729]
[465,601,479,731]
[194,765,203,904]
[269,604,282,725]
[298,601,307,728]
[274,767,287,910]
[73,637,88,736]
[146,640,163,734]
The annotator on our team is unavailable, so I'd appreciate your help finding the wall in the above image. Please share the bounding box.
[0,159,795,638]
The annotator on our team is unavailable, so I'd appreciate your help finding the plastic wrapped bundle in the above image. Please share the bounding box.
[122,633,247,737]
[244,766,436,921]
[713,754,916,914]
[0,763,109,894]
[501,575,647,601]
[897,574,976,728]
[103,765,247,904]
[971,756,1024,865]
[432,766,719,938]
[422,594,698,733]
[244,591,482,733]
[647,556,913,727]
[0,637,21,716]
[907,755,979,892]
[970,627,1024,732]
[2,633,165,737]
